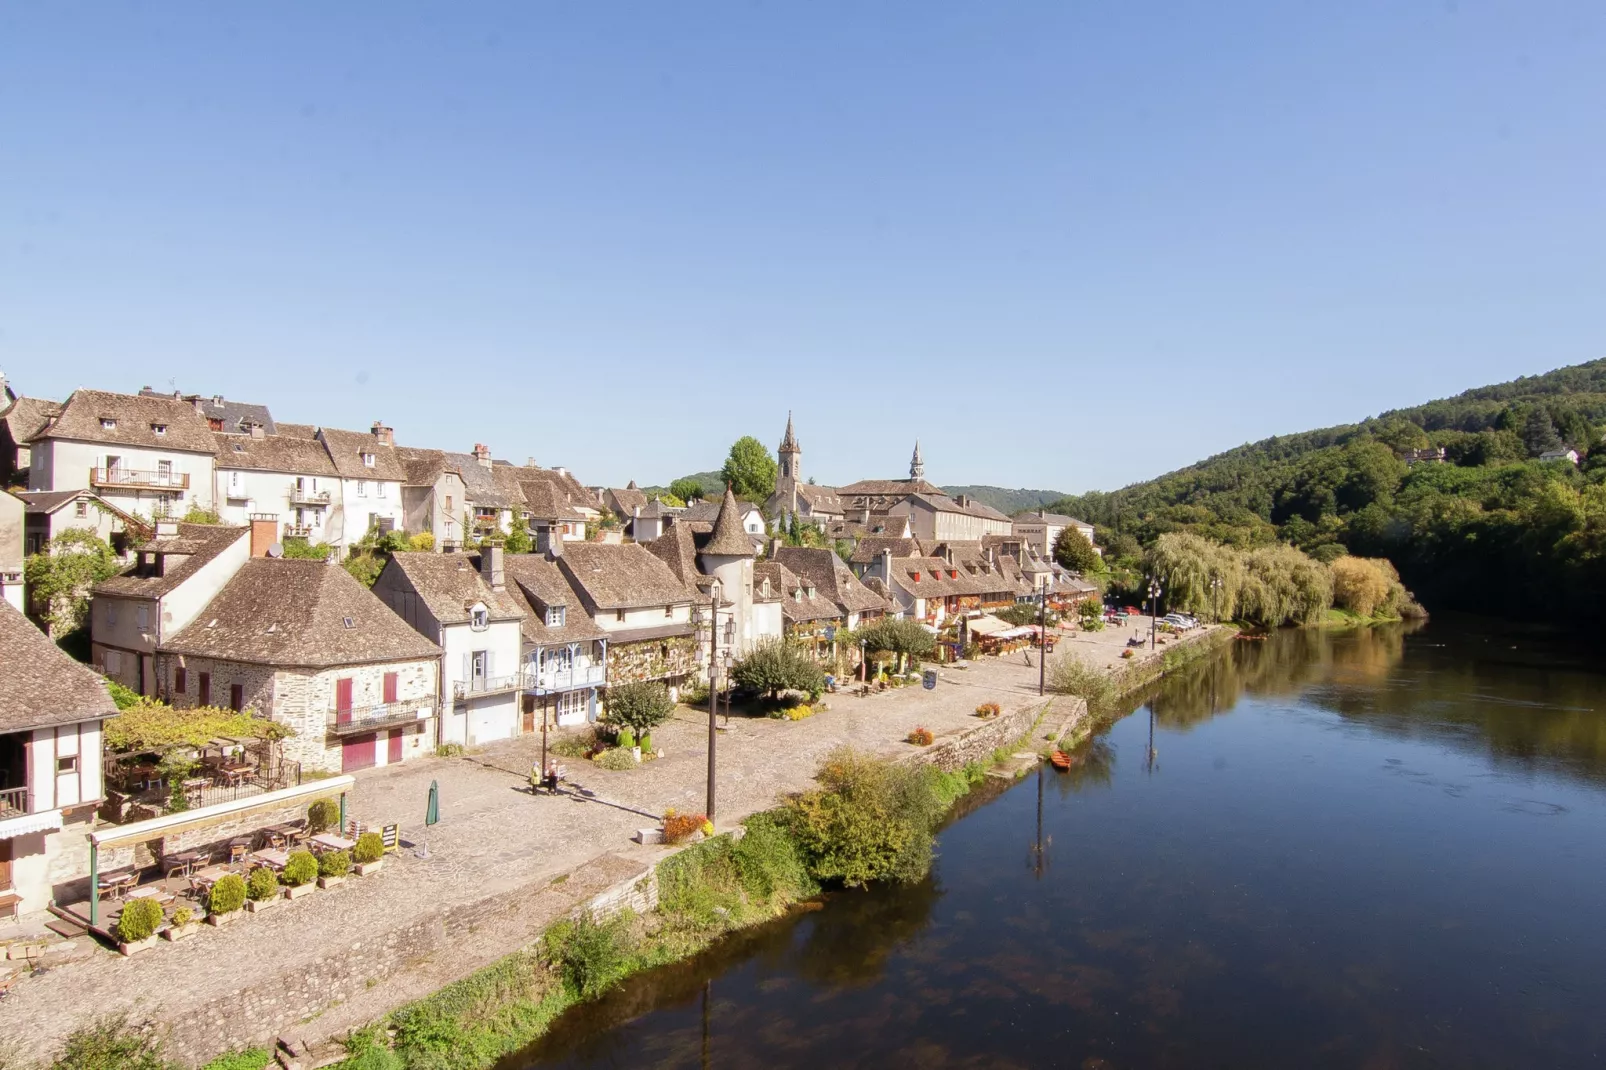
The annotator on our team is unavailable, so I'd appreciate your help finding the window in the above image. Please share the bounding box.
[100,418,116,430]
[151,423,167,436]
[445,495,453,512]
[74,500,89,518]
[104,650,121,673]
[383,672,398,704]
[558,690,586,717]
[376,482,387,499]
[357,480,367,497]
[471,650,487,679]
[198,672,211,706]
[664,605,673,618]
[157,460,173,484]
[175,667,187,695]
[616,609,626,623]
[470,607,488,630]
[136,605,148,630]
[229,684,244,711]
[56,755,78,774]
[546,606,565,627]
[105,603,118,626]
[361,452,376,467]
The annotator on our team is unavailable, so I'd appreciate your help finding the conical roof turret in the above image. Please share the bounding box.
[780,411,799,453]
[910,439,925,479]
[702,484,755,557]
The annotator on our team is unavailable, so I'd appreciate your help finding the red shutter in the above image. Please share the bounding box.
[175,668,186,695]
[387,729,404,764]
[383,672,398,704]
[336,678,354,724]
[198,673,211,707]
[230,684,243,711]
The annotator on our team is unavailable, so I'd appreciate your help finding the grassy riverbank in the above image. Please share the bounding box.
[1049,626,1238,716]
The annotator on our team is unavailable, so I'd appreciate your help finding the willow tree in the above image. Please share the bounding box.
[1148,532,1246,622]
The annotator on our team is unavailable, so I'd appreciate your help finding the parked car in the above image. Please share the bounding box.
[1163,613,1198,629]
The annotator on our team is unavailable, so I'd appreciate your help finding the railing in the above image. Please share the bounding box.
[453,671,530,700]
[527,663,606,694]
[285,525,315,539]
[90,467,190,490]
[327,700,438,736]
[288,485,332,505]
[0,786,29,817]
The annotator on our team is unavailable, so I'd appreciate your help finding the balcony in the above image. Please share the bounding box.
[285,524,315,539]
[288,485,332,506]
[526,663,606,695]
[327,700,438,737]
[453,671,530,701]
[0,786,28,818]
[90,467,189,490]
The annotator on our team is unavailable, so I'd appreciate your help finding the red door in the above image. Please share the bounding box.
[342,733,376,772]
[198,673,211,707]
[387,729,403,765]
[335,678,354,725]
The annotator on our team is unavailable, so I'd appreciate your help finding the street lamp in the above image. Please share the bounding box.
[1147,577,1163,650]
[1210,574,1224,624]
[1037,574,1049,697]
[706,578,722,824]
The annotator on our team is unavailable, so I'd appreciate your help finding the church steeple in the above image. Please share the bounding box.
[910,439,925,480]
[778,411,801,484]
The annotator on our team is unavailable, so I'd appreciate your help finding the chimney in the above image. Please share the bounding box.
[770,537,784,558]
[472,443,493,469]
[861,506,871,524]
[536,525,563,559]
[250,515,279,558]
[956,494,969,508]
[371,421,394,446]
[526,456,536,467]
[554,466,569,477]
[192,398,207,415]
[249,421,266,439]
[879,547,892,581]
[480,543,506,591]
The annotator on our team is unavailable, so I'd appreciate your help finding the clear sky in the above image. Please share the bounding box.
[3,3,1604,493]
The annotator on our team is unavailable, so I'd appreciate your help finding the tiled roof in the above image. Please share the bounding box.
[645,523,701,587]
[139,389,276,436]
[702,487,755,557]
[0,600,118,732]
[905,492,1012,522]
[519,480,585,522]
[38,389,217,453]
[163,558,441,668]
[773,546,889,616]
[274,423,320,440]
[213,432,339,476]
[382,552,525,625]
[766,561,843,623]
[558,542,699,611]
[792,483,844,513]
[1014,510,1092,528]
[849,536,925,565]
[1,396,62,445]
[13,489,93,515]
[751,561,785,603]
[445,452,519,509]
[888,556,1008,599]
[502,555,608,646]
[837,478,943,497]
[94,523,249,599]
[395,447,453,488]
[318,427,407,482]
[605,486,649,517]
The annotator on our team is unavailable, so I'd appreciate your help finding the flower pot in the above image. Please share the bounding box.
[206,910,241,927]
[317,875,345,890]
[353,860,384,877]
[161,923,199,942]
[632,746,642,763]
[118,936,158,956]
[283,883,315,900]
[245,896,279,913]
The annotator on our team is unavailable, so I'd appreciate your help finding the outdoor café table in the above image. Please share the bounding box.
[217,763,253,787]
[263,823,304,849]
[308,833,355,855]
[251,849,290,872]
[163,850,204,879]
[126,885,175,906]
[188,865,230,896]
[97,871,135,900]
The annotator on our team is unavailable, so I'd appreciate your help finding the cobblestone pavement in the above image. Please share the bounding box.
[0,652,1071,1058]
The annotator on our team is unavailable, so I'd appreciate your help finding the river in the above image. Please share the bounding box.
[509,617,1606,1069]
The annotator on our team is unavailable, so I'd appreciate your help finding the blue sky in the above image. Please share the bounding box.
[3,3,1604,493]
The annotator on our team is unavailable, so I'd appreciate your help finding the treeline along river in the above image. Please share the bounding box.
[509,617,1606,1069]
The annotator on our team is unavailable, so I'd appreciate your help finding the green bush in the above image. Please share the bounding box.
[115,897,164,943]
[638,732,653,752]
[170,906,194,928]
[319,849,351,878]
[605,681,674,734]
[199,1049,273,1070]
[730,639,826,700]
[246,865,279,901]
[593,748,636,771]
[307,798,340,834]
[437,742,465,758]
[732,811,818,904]
[208,873,246,915]
[784,746,946,888]
[617,727,636,749]
[50,1014,167,1070]
[548,911,635,1000]
[282,850,317,887]
[353,831,385,864]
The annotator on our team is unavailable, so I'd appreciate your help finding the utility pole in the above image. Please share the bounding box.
[1038,576,1048,696]
[1148,577,1162,650]
[707,579,721,824]
[1211,574,1223,624]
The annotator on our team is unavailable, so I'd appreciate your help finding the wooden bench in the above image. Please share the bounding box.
[0,892,22,921]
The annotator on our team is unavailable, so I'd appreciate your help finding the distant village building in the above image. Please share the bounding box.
[767,414,845,527]
[1401,447,1447,466]
[1538,448,1580,465]
[1011,510,1098,559]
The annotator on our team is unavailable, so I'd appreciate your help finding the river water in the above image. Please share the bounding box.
[512,617,1606,1069]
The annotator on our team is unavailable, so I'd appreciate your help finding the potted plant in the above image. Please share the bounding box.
[317,848,351,889]
[906,726,935,746]
[206,873,246,926]
[307,798,340,835]
[116,897,164,955]
[161,905,199,942]
[351,832,385,876]
[245,865,280,912]
[281,850,319,898]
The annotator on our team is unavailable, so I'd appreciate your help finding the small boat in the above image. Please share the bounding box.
[1049,751,1072,771]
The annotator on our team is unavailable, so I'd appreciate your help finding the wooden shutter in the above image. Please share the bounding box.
[336,677,354,724]
[383,672,398,704]
[230,684,243,711]
[174,667,186,695]
[198,673,211,707]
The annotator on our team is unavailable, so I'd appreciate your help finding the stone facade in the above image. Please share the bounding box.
[606,635,697,688]
[903,696,1074,773]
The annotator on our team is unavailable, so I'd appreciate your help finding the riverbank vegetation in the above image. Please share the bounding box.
[1049,627,1238,716]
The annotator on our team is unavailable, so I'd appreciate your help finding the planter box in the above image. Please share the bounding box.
[206,910,241,927]
[352,860,383,877]
[245,896,279,913]
[118,936,158,956]
[317,875,345,890]
[160,924,199,942]
[283,883,316,900]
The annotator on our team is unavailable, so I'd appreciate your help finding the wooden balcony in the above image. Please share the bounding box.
[288,485,332,506]
[0,786,29,817]
[90,466,189,490]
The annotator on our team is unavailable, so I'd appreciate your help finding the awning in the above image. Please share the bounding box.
[965,615,1012,637]
[0,808,64,840]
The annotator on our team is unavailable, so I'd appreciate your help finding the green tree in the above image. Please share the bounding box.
[24,528,121,634]
[669,477,707,503]
[604,681,675,734]
[280,538,332,560]
[720,437,778,501]
[852,618,936,669]
[731,639,827,700]
[1523,406,1564,457]
[1052,526,1101,573]
[503,521,532,554]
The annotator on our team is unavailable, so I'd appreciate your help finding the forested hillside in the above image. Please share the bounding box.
[1053,359,1606,620]
[940,486,1068,515]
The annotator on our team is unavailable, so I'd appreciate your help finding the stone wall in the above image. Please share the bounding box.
[905,696,1076,773]
[608,635,697,687]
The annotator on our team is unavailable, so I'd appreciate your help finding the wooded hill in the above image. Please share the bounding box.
[1051,358,1606,620]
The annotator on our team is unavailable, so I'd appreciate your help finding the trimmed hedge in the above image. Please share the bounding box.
[282,850,318,887]
[319,849,351,878]
[246,866,279,901]
[353,831,385,864]
[116,898,164,943]
[208,873,246,915]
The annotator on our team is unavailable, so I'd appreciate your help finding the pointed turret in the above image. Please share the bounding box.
[780,411,799,452]
[702,485,755,558]
[910,439,925,480]
[778,411,802,487]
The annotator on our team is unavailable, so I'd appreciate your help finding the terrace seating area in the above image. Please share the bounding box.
[106,737,303,816]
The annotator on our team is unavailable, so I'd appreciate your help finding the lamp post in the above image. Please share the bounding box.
[707,578,722,824]
[1038,575,1049,697]
[1147,577,1163,650]
[1210,575,1223,624]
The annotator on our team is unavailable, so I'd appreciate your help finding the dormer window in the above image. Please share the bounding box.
[151,423,167,436]
[470,607,489,630]
[546,606,566,627]
[100,418,117,430]
[361,452,376,467]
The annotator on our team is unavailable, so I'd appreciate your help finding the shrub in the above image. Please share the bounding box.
[593,748,636,772]
[307,798,340,834]
[353,831,385,865]
[662,810,708,844]
[617,727,636,749]
[731,811,818,903]
[282,850,318,887]
[208,873,246,915]
[319,849,351,878]
[638,732,653,752]
[171,906,194,928]
[731,639,827,700]
[246,865,279,901]
[605,681,675,734]
[199,1049,273,1070]
[906,727,934,746]
[436,741,465,758]
[853,618,936,667]
[115,897,164,943]
[784,704,814,721]
[974,702,1001,718]
[680,681,711,706]
[785,747,946,888]
[51,1014,168,1070]
[548,911,635,1000]
[550,729,600,759]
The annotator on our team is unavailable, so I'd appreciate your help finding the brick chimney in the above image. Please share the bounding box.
[480,543,506,591]
[472,443,493,469]
[250,515,279,558]
[248,421,266,439]
[371,421,394,446]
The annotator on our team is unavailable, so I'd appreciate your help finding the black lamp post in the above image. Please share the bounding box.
[1210,574,1224,624]
[1038,576,1049,696]
[706,578,722,824]
[1147,577,1163,649]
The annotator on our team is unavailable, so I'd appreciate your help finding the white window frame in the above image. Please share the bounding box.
[558,690,586,717]
[357,480,367,498]
[470,607,489,630]
[546,606,565,627]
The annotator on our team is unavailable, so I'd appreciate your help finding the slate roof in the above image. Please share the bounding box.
[213,432,339,476]
[792,483,844,513]
[383,552,525,625]
[501,555,609,646]
[317,427,406,482]
[888,556,1005,599]
[645,523,701,587]
[274,423,320,440]
[773,546,890,616]
[905,492,1011,522]
[605,484,649,518]
[0,599,119,732]
[163,558,441,668]
[635,499,680,520]
[1,396,63,446]
[520,480,586,522]
[94,523,249,599]
[765,562,843,624]
[13,489,94,514]
[703,487,756,557]
[849,536,925,565]
[558,543,699,611]
[37,389,217,453]
[395,447,453,488]
[751,561,785,603]
[837,478,943,497]
[1014,510,1093,529]
[444,453,519,510]
[139,389,276,435]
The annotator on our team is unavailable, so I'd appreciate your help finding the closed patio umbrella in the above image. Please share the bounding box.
[426,780,440,827]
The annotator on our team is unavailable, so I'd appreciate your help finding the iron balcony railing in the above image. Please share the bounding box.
[90,467,190,490]
[288,485,332,505]
[453,671,530,701]
[0,786,30,817]
[328,699,439,736]
[527,663,606,694]
[285,524,315,539]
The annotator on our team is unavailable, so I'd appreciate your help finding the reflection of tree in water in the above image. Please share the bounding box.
[1049,736,1116,796]
[790,876,941,988]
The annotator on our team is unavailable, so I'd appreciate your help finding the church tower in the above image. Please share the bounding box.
[778,412,801,485]
[910,439,925,480]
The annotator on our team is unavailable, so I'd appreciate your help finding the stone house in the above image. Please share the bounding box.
[0,393,62,488]
[0,599,118,917]
[157,558,442,774]
[212,428,341,544]
[14,489,139,557]
[773,546,891,630]
[753,560,842,661]
[890,492,1014,542]
[1011,510,1098,560]
[0,490,21,612]
[600,482,649,523]
[397,447,470,552]
[502,554,609,728]
[373,548,528,749]
[555,541,700,692]
[310,423,406,548]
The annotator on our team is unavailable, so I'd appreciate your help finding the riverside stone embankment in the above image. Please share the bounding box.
[0,625,1225,1065]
